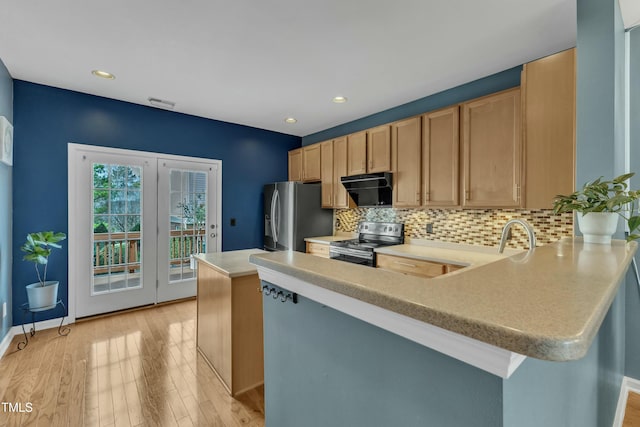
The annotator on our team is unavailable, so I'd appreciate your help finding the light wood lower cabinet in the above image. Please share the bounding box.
[376,253,465,279]
[196,262,264,396]
[306,241,330,258]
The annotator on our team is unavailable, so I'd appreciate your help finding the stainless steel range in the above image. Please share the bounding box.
[329,221,404,267]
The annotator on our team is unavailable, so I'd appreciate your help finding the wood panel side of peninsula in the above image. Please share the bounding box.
[196,259,264,396]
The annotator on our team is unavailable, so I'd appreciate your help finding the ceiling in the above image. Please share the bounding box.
[0,0,579,137]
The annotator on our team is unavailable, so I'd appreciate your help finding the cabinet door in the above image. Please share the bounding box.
[333,136,352,208]
[376,254,446,278]
[522,48,575,209]
[422,106,460,207]
[288,149,303,181]
[392,116,422,207]
[368,125,392,173]
[302,143,322,182]
[461,88,521,208]
[306,241,330,258]
[320,140,334,208]
[347,131,368,176]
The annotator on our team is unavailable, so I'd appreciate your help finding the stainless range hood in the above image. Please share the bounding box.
[341,172,393,207]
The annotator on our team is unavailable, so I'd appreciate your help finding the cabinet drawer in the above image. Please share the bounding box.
[306,242,330,258]
[376,254,445,278]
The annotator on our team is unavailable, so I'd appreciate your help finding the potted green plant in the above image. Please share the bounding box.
[553,173,640,244]
[21,231,67,310]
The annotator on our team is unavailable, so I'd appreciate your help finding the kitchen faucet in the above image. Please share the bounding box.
[498,219,536,254]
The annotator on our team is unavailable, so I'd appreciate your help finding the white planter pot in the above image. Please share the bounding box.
[577,212,619,245]
[26,281,59,311]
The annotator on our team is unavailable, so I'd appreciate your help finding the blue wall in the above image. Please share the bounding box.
[0,59,13,343]
[625,27,640,379]
[263,277,627,427]
[504,286,626,426]
[301,66,522,146]
[262,285,503,427]
[12,81,300,324]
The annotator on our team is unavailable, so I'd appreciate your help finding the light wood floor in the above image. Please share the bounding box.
[624,392,640,426]
[0,300,265,427]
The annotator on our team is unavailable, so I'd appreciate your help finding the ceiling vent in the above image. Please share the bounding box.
[147,97,176,110]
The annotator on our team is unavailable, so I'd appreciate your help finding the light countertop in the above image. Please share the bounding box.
[304,233,354,244]
[374,239,522,271]
[194,249,266,278]
[249,238,637,361]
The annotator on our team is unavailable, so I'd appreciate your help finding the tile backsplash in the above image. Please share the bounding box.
[335,208,573,249]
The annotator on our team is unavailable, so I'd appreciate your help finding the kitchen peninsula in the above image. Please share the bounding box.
[195,249,265,397]
[249,239,637,427]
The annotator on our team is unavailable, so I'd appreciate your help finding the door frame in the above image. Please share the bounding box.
[68,143,222,322]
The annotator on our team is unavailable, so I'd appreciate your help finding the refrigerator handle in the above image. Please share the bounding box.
[271,189,279,243]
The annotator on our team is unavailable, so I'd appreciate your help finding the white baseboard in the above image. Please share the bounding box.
[0,316,71,359]
[613,376,640,427]
[0,328,15,359]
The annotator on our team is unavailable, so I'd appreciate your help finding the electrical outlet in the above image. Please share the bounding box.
[426,223,434,234]
[2,302,6,318]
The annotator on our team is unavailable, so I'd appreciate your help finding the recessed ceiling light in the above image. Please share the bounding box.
[332,96,348,104]
[284,117,297,124]
[91,70,115,80]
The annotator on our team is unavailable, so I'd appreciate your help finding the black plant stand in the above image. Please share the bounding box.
[17,300,70,350]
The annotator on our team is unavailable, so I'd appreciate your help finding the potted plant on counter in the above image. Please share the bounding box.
[21,231,67,310]
[553,173,640,244]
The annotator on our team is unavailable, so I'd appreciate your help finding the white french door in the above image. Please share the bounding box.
[157,159,218,302]
[69,144,221,319]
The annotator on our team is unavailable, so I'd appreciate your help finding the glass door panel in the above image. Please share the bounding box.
[73,149,157,318]
[158,159,218,303]
[92,164,143,293]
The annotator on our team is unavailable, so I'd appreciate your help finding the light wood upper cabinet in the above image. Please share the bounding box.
[461,88,522,208]
[367,125,392,173]
[347,131,368,176]
[288,144,322,182]
[346,127,391,176]
[320,140,334,208]
[302,144,322,182]
[522,48,576,209]
[422,106,460,207]
[288,149,303,181]
[392,116,422,207]
[333,136,352,208]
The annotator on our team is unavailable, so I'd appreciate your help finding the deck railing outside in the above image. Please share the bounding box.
[93,229,206,275]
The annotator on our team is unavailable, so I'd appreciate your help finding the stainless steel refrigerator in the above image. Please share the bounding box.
[264,182,333,252]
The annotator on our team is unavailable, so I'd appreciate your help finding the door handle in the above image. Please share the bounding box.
[273,190,280,242]
[210,233,216,238]
[270,190,278,243]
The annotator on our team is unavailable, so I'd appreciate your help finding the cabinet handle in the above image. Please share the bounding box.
[394,260,417,268]
[369,160,373,170]
[416,192,420,202]
[516,185,521,201]
[424,191,430,202]
[361,160,365,170]
[465,190,470,201]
